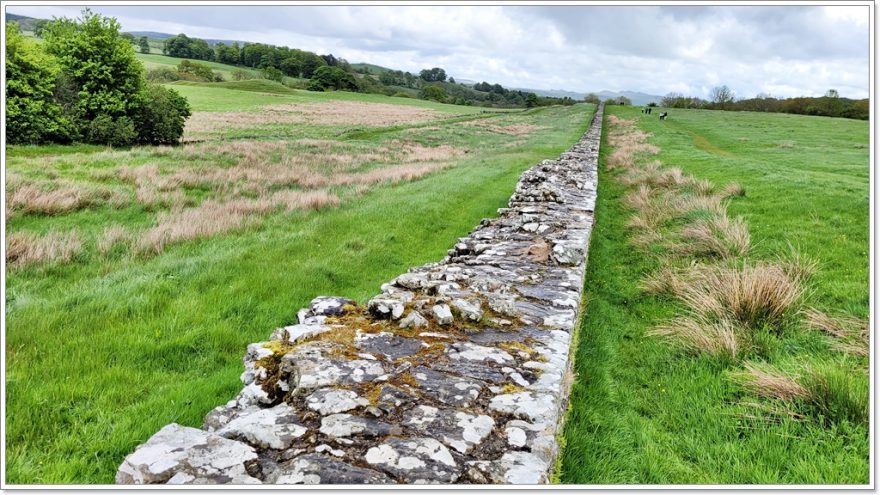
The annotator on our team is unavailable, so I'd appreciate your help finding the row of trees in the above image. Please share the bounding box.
[7,11,191,146]
[156,33,579,108]
[162,34,331,79]
[659,86,868,120]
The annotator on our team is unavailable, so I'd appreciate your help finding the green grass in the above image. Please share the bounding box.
[4,80,594,483]
[559,107,868,484]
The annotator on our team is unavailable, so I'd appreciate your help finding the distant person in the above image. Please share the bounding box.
[646,107,652,115]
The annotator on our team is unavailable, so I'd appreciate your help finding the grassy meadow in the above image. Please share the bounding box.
[559,106,869,484]
[4,75,595,483]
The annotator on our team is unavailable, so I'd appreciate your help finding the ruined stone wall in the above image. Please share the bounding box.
[116,103,603,485]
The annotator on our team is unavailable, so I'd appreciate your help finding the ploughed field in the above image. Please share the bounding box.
[4,78,595,483]
[560,106,869,484]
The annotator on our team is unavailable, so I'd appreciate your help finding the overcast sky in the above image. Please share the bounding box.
[7,4,871,99]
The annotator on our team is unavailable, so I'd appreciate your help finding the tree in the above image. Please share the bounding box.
[138,36,150,54]
[43,9,145,123]
[825,89,839,98]
[42,9,191,145]
[419,67,447,82]
[5,22,74,143]
[307,66,357,91]
[583,93,600,104]
[709,85,735,109]
[448,77,456,84]
[525,92,539,108]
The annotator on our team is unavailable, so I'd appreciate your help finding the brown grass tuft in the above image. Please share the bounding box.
[677,263,804,327]
[6,230,83,267]
[7,181,125,215]
[731,362,810,401]
[650,315,740,358]
[719,182,746,198]
[96,226,130,255]
[674,214,750,259]
[803,308,868,357]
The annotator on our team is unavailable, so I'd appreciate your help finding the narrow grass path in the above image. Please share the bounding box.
[559,107,868,484]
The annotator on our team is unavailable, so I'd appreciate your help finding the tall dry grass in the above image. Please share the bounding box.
[731,361,868,424]
[650,315,740,358]
[674,214,750,259]
[676,263,804,327]
[803,308,869,357]
[7,181,126,216]
[6,231,83,268]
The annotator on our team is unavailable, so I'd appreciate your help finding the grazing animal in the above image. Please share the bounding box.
[659,112,668,120]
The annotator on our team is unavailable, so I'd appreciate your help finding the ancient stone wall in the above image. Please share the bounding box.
[116,103,603,485]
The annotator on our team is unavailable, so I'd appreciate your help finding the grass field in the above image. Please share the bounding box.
[559,106,869,484]
[4,77,595,483]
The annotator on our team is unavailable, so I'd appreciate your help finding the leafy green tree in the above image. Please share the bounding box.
[43,9,145,123]
[525,92,539,108]
[307,66,357,91]
[138,36,150,54]
[419,67,447,82]
[5,22,74,144]
[583,93,600,104]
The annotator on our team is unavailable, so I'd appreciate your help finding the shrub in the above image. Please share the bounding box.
[5,22,75,144]
[146,67,180,83]
[231,68,254,81]
[86,115,136,146]
[131,84,191,145]
[261,66,284,83]
[420,85,447,103]
[177,59,222,82]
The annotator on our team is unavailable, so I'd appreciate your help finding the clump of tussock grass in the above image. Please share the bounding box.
[676,263,805,328]
[731,361,868,425]
[802,308,869,357]
[6,230,83,268]
[640,266,689,295]
[96,226,130,255]
[731,362,809,401]
[7,180,126,216]
[685,177,715,196]
[649,314,741,358]
[778,140,796,149]
[673,214,750,259]
[669,193,726,216]
[775,245,819,282]
[718,182,745,199]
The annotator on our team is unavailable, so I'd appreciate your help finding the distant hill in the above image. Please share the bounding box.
[6,12,41,31]
[594,90,664,106]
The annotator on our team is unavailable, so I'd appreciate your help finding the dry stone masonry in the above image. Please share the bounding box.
[116,104,603,485]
